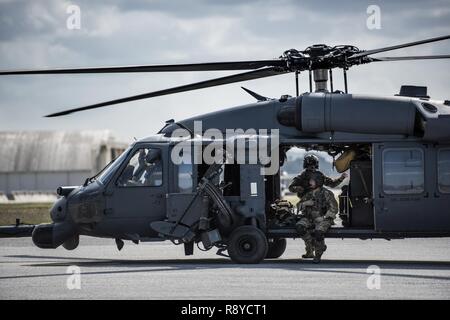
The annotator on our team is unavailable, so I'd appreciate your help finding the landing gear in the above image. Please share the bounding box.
[265,238,287,259]
[227,226,268,264]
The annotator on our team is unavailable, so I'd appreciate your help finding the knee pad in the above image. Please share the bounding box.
[313,230,324,241]
[295,224,307,236]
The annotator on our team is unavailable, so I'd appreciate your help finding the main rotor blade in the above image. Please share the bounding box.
[45,67,285,117]
[370,54,450,62]
[350,35,450,59]
[0,60,286,75]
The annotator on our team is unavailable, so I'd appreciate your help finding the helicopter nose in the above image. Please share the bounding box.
[33,195,77,249]
[50,197,68,222]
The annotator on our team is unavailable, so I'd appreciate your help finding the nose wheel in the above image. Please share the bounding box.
[227,225,268,264]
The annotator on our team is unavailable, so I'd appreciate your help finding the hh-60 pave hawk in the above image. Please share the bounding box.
[1,35,450,263]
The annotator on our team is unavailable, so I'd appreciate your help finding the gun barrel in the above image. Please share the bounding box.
[0,224,35,238]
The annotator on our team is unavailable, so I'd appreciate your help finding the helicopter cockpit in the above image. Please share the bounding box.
[117,148,163,187]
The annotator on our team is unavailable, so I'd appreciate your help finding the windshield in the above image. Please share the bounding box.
[97,147,132,185]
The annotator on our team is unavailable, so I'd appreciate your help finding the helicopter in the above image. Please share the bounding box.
[1,35,450,264]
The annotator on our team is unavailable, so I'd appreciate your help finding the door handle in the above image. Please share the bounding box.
[381,201,388,212]
[375,199,388,213]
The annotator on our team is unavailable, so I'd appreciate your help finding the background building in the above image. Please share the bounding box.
[0,130,127,202]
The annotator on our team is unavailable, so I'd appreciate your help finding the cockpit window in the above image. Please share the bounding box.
[98,147,132,185]
[438,148,450,193]
[117,148,163,187]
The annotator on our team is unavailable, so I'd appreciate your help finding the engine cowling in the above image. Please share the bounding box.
[278,93,417,136]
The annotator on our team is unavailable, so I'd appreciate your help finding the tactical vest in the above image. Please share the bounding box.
[296,170,325,197]
[302,188,329,219]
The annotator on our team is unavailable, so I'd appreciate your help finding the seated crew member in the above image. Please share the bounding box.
[295,175,338,263]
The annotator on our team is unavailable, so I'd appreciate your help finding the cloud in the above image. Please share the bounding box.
[0,0,449,142]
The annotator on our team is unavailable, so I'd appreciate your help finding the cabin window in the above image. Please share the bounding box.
[438,149,450,193]
[178,164,193,193]
[382,148,424,194]
[117,147,163,187]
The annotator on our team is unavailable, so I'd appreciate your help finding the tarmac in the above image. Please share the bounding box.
[1,236,449,299]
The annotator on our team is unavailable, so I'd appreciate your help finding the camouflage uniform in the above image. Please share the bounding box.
[288,169,344,257]
[295,186,338,262]
[288,169,345,199]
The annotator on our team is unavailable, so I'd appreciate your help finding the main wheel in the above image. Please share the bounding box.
[265,238,287,259]
[227,225,268,264]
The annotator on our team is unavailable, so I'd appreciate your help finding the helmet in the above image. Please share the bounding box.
[303,154,319,169]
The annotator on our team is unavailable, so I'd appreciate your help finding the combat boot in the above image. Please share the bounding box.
[313,252,322,263]
[313,244,327,263]
[302,241,314,259]
[302,249,314,259]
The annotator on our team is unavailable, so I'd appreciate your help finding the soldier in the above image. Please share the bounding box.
[288,154,346,258]
[295,176,338,263]
[288,154,347,198]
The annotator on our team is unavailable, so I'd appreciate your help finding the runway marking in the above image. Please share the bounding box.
[1,262,450,282]
[0,266,197,280]
[5,255,450,268]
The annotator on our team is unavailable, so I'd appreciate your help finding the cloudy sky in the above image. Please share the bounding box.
[0,0,449,142]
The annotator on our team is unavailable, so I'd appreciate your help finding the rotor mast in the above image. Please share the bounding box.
[312,68,345,93]
[313,69,329,92]
[302,44,334,93]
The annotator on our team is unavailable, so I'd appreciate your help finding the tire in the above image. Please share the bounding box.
[265,238,287,259]
[62,234,79,250]
[227,226,268,264]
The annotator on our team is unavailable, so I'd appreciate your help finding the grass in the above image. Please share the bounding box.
[0,203,52,226]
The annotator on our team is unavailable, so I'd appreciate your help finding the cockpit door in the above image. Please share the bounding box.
[103,144,168,236]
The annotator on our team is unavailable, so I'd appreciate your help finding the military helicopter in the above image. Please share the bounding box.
[1,35,450,264]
